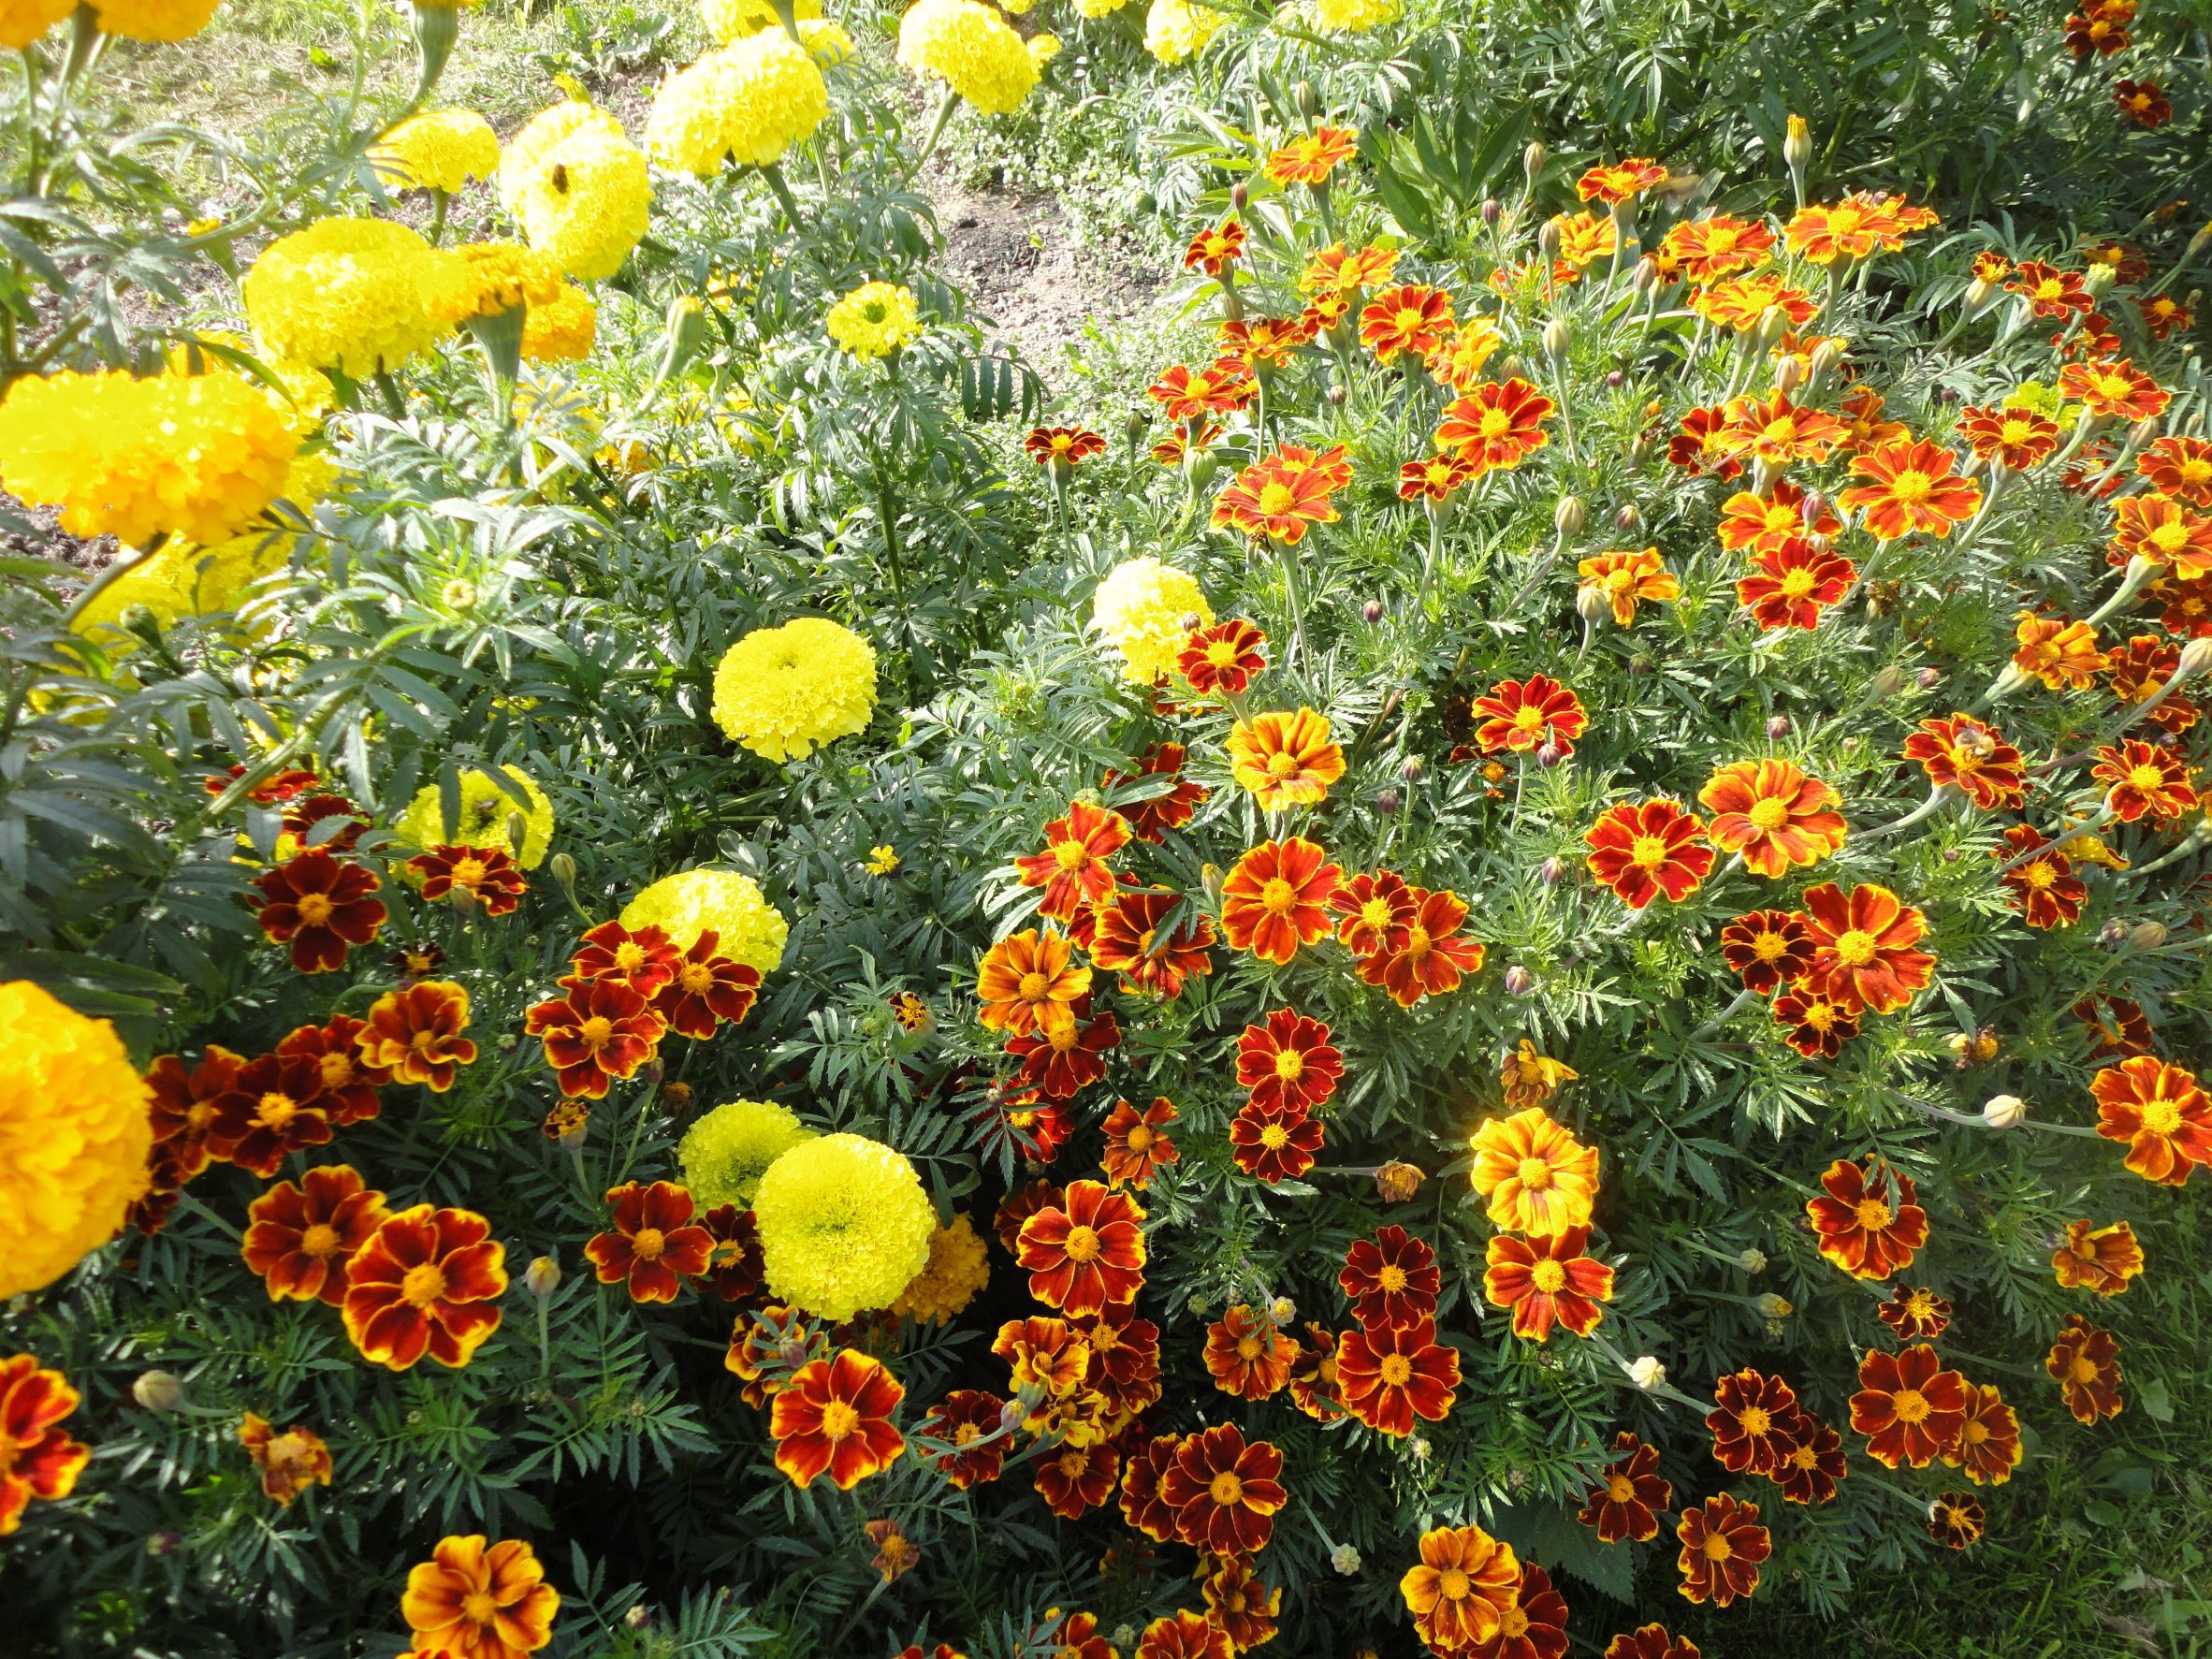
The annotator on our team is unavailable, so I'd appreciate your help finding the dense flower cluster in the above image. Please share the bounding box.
[710,615,880,761]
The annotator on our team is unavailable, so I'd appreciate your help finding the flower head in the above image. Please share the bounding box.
[401,1535,559,1659]
[1840,439,1982,540]
[1578,1433,1670,1543]
[1850,1343,1968,1467]
[241,1165,388,1306]
[1674,1494,1769,1607]
[1584,799,1714,909]
[1220,837,1343,964]
[712,617,879,762]
[1227,708,1345,810]
[342,1204,507,1371]
[1483,1226,1614,1340]
[1400,1523,1520,1651]
[1434,379,1554,472]
[751,1133,936,1319]
[585,1181,713,1303]
[1697,759,1846,878]
[1719,909,1813,995]
[771,1348,907,1488]
[0,1355,90,1535]
[1797,880,1935,1013]
[1160,1423,1285,1554]
[1469,1107,1599,1236]
[2092,1056,2212,1186]
[1336,1318,1461,1434]
[1902,715,2026,809]
[1092,558,1214,683]
[1806,1157,1927,1277]
[2047,1314,2124,1422]
[897,0,1038,110]
[1017,1180,1146,1316]
[1339,1225,1440,1332]
[1472,675,1586,756]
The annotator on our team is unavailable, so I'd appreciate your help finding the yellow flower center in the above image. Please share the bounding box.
[2069,1354,2101,1385]
[1886,470,1935,505]
[1403,925,1431,955]
[953,1422,982,1447]
[1478,409,1511,438]
[1833,929,1878,967]
[1855,1199,1893,1230]
[1052,841,1088,870]
[1377,1263,1408,1292]
[1259,877,1299,915]
[1746,797,1790,830]
[679,962,716,993]
[1437,1567,1472,1600]
[1206,639,1240,667]
[1517,1156,1553,1190]
[1260,1124,1289,1150]
[1739,1405,1772,1436]
[1361,897,1392,927]
[820,1400,861,1441]
[1378,1351,1413,1385]
[255,1091,298,1128]
[2024,861,2057,890]
[578,1016,616,1050]
[1753,930,1787,961]
[1273,1049,1304,1081]
[1209,1471,1244,1506]
[1017,971,1051,1000]
[1500,1608,1531,1639]
[400,1262,447,1308]
[1512,705,1544,732]
[1790,1443,1818,1469]
[1963,1419,1989,1445]
[2000,418,2035,444]
[1125,1124,1155,1153]
[1062,1224,1102,1263]
[1891,1388,1931,1423]
[1256,482,1296,517]
[1629,835,1670,870]
[2129,763,2166,791]
[1529,1259,1567,1293]
[462,1592,498,1626]
[2139,1097,2182,1134]
[295,894,335,926]
[2148,521,2188,553]
[1607,1473,1637,1502]
[1265,750,1299,779]
[631,1227,666,1260]
[300,1223,342,1259]
[1236,1335,1262,1361]
[1701,1533,1733,1563]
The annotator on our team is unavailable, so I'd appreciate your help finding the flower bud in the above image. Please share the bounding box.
[1522,140,1548,187]
[1503,964,1535,996]
[1554,495,1586,537]
[1375,788,1402,815]
[1739,1247,1767,1273]
[1772,355,1805,396]
[1374,1160,1424,1203]
[549,851,578,893]
[1606,368,1624,387]
[2131,920,2169,950]
[447,880,478,915]
[1500,354,1528,382]
[1229,181,1248,211]
[1400,754,1424,782]
[1766,715,1791,739]
[132,1370,184,1414]
[525,1255,562,1297]
[2176,636,2212,680]
[1535,741,1564,768]
[1185,1292,1210,1316]
[1327,381,1347,407]
[1541,316,1571,363]
[1783,113,1812,171]
[1870,664,1908,700]
[1808,339,1845,381]
[1965,275,1997,310]
[999,1396,1028,1433]
[624,1606,652,1632]
[1982,1094,2027,1128]
[1332,1544,1362,1575]
[1293,78,1317,118]
[2129,416,2161,451]
[2099,917,2131,947]
[1481,196,1502,226]
[2083,262,2117,296]
[1361,598,1383,623]
[1539,856,1565,887]
[1576,583,1613,624]
[1615,503,1640,533]
[1755,1292,1793,1319]
[1631,255,1660,292]
[1536,218,1563,262]
[1629,1356,1666,1390]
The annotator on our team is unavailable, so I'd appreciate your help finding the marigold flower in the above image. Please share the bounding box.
[2141,436,2212,505]
[1674,1493,1769,1607]
[2047,1314,2124,1422]
[1806,1157,1927,1278]
[919,1388,1008,1489]
[1183,217,1246,276]
[1036,1440,1119,1519]
[1116,1432,1183,1540]
[1943,1382,2023,1485]
[1717,481,1841,554]
[1691,272,1817,331]
[526,978,664,1100]
[1484,1225,1613,1340]
[1219,837,1343,964]
[1339,1225,1440,1332]
[1669,404,1743,477]
[770,1347,907,1488]
[1839,438,1981,540]
[1212,453,1342,544]
[1797,880,1934,1013]
[1472,674,1587,757]
[1025,426,1107,472]
[1957,402,2059,471]
[975,927,1091,1038]
[251,849,386,975]
[752,1132,935,1319]
[1336,1317,1461,1434]
[1203,1304,1296,1400]
[1147,357,1256,422]
[2060,357,2170,422]
[1266,124,1358,184]
[1584,798,1713,910]
[1329,868,1416,958]
[1006,1001,1121,1099]
[1161,1422,1285,1554]
[1081,1301,1163,1420]
[1302,240,1400,295]
[1012,800,1130,923]
[712,616,879,762]
[2093,739,2196,821]
[1719,389,1846,468]
[1997,826,2087,929]
[648,932,761,1041]
[1104,742,1209,841]
[1400,1523,1520,1651]
[1878,1284,1953,1342]
[1697,759,1846,878]
[1357,885,1486,1006]
[1605,1628,1701,1659]
[1737,536,1855,631]
[1397,451,1481,501]
[1662,212,1774,281]
[1229,1099,1324,1183]
[1133,1608,1228,1659]
[1235,1007,1343,1113]
[1578,1432,1670,1543]
[1578,546,1680,627]
[2050,1217,2143,1297]
[206,1048,340,1176]
[1179,618,1267,696]
[233,1411,331,1508]
[144,1043,243,1183]
[1902,714,2026,810]
[1359,284,1454,362]
[1501,1039,1577,1109]
[1851,1343,1968,1467]
[2007,258,2092,318]
[0,1355,89,1535]
[1090,889,1216,998]
[242,1165,388,1306]
[1435,378,1554,472]
[897,0,1036,109]
[1772,988,1861,1057]
[401,1535,559,1659]
[583,1181,713,1303]
[1576,154,1666,203]
[2105,635,2200,735]
[357,979,477,1092]
[1016,1179,1145,1316]
[1550,208,1617,268]
[1468,1106,1599,1236]
[2011,610,2108,689]
[1705,1368,1801,1475]
[1773,1417,1850,1504]
[2091,1055,2212,1186]
[1719,909,1814,995]
[1227,707,1345,811]
[342,1204,506,1371]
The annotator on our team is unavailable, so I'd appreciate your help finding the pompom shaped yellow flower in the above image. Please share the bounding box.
[0,0,72,50]
[711,617,880,762]
[679,1099,817,1207]
[1090,557,1213,684]
[522,284,598,362]
[1025,30,1060,65]
[430,241,566,325]
[751,1132,937,1319]
[646,32,828,174]
[896,0,1038,115]
[393,765,556,868]
[620,868,789,972]
[241,218,455,378]
[497,103,652,282]
[823,282,923,359]
[796,17,853,62]
[88,0,219,40]
[1143,0,1225,62]
[1073,0,1132,17]
[0,368,300,550]
[1309,0,1398,31]
[698,0,817,41]
[890,1213,990,1322]
[370,109,501,194]
[0,981,154,1300]
[71,520,298,652]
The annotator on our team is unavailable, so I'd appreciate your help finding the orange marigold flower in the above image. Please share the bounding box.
[563,920,679,997]
[238,1412,332,1506]
[0,1355,89,1536]
[975,927,1091,1038]
[919,1388,1008,1489]
[1697,759,1846,879]
[1359,283,1454,362]
[1179,618,1266,696]
[1220,836,1342,964]
[145,1044,244,1180]
[1081,1302,1162,1420]
[407,843,527,916]
[1025,425,1106,469]
[1397,451,1481,501]
[1006,1000,1120,1100]
[1266,124,1358,184]
[649,931,760,1040]
[1717,480,1841,554]
[2052,1218,2143,1296]
[342,1204,506,1371]
[1902,714,2026,809]
[1850,1343,1967,1467]
[1674,1492,1769,1607]
[1183,218,1246,275]
[1099,1096,1180,1190]
[1878,1284,1953,1341]
[1691,272,1817,332]
[1576,155,1666,203]
[2011,610,2108,689]
[1926,1492,1986,1550]
[1017,1179,1145,1316]
[1229,1098,1324,1183]
[207,1049,336,1176]
[525,978,664,1101]
[1151,422,1223,465]
[1482,1563,1570,1659]
[1959,403,2059,471]
[1706,1368,1802,1476]
[2106,634,2200,735]
[2092,1055,2212,1186]
[1578,1431,1670,1543]
[1943,1381,2023,1485]
[1286,1321,1345,1422]
[400,1535,559,1659]
[1148,357,1256,421]
[1719,909,1813,996]
[1669,403,1743,477]
[1227,707,1344,811]
[584,1180,712,1303]
[1577,546,1679,625]
[1501,1039,1577,1108]
[1997,825,2087,929]
[1161,1421,1285,1554]
[241,1164,387,1305]
[1772,988,1860,1057]
[1339,1224,1439,1332]
[698,1202,763,1302]
[1329,867,1417,957]
[1357,884,1485,1006]
[2141,435,2212,505]
[1606,1627,1702,1659]
[2047,1313,2125,1422]
[272,1013,386,1126]
[1203,1304,1295,1400]
[771,1347,906,1489]
[1784,196,1886,263]
[1472,674,1586,756]
[1435,378,1554,472]
[1661,211,1773,281]
[1036,1612,1115,1659]
[1090,888,1215,998]
[1201,1555,1281,1651]
[1468,1106,1598,1236]
[2061,357,2170,423]
[1235,1006,1342,1113]
[2112,494,2212,578]
[1301,239,1400,296]
[357,979,476,1091]
[1036,1439,1119,1519]
[1806,1157,1927,1278]
[1737,537,1855,631]
[1402,1523,1520,1651]
[1550,209,1617,268]
[1773,1416,1850,1505]
[1104,742,1207,841]
[1797,880,1934,1013]
[1013,799,1130,922]
[1584,798,1713,909]
[253,848,386,973]
[1133,1608,1228,1659]
[1119,1432,1182,1540]
[1212,454,1342,545]
[2093,738,2196,821]
[1719,389,1847,467]
[1483,1225,1613,1340]
[2008,258,2093,316]
[1839,438,1981,541]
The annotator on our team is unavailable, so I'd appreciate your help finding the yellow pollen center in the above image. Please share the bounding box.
[1265,750,1299,779]
[1236,1335,1262,1361]
[1017,971,1051,1000]
[631,1227,665,1260]
[1052,841,1088,870]
[1887,470,1935,505]
[1259,877,1299,915]
[1529,1259,1567,1293]
[400,1263,447,1308]
[820,1400,861,1441]
[1377,1263,1409,1292]
[2024,862,2058,890]
[462,1592,498,1625]
[1379,1353,1414,1386]
[1209,1471,1244,1506]
[679,962,716,993]
[1855,1199,1894,1230]
[1125,1125,1155,1153]
[2139,1098,2182,1134]
[1361,897,1391,927]
[614,942,645,970]
[1701,1534,1733,1563]
[1517,1156,1553,1189]
[1273,1050,1304,1080]
[1746,797,1790,830]
[578,1016,615,1049]
[1629,836,1670,871]
[1438,1567,1472,1600]
[1740,1405,1772,1436]
[1608,1473,1637,1502]
[1779,568,1817,599]
[1478,409,1511,438]
[2129,764,2166,790]
[1891,1389,1931,1423]
[1256,482,1296,517]
[1501,1608,1531,1639]
[2070,1355,2100,1385]
[1062,1224,1103,1263]
[1206,640,1239,667]
[1753,931,1787,961]
[255,1091,298,1128]
[299,1223,342,1259]
[1833,929,1878,966]
[295,894,335,925]
[1963,1419,1989,1445]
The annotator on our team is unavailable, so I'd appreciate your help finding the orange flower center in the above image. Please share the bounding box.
[1256,482,1296,517]
[295,893,335,926]
[1963,1419,1989,1445]
[1886,470,1935,505]
[1259,1124,1289,1150]
[1377,1263,1408,1292]
[1273,1049,1304,1081]
[2129,763,2166,791]
[953,1422,982,1447]
[679,962,716,993]
[2024,861,2058,890]
[1205,639,1240,667]
[1855,1199,1894,1230]
[1529,1259,1566,1293]
[1017,971,1052,1000]
[451,856,488,886]
[1125,1125,1156,1153]
[1779,568,1816,598]
[1361,897,1392,927]
[1437,1566,1472,1600]
[1236,1335,1262,1361]
[1790,1442,1818,1470]
[1700,1532,1734,1563]
[1259,877,1299,916]
[632,1227,666,1260]
[1379,1354,1413,1386]
[318,1055,357,1089]
[1629,836,1670,871]
[400,1262,448,1308]
[461,1592,499,1626]
[1832,928,1879,967]
[578,1016,616,1050]
[299,1223,342,1259]
[1208,1470,1244,1506]
[1062,1224,1103,1263]
[1517,1156,1553,1190]
[2069,1354,2101,1385]
[1746,797,1790,830]
[1891,1388,1931,1423]
[1607,1473,1637,1502]
[820,1400,862,1441]
[1478,408,1511,438]
[615,942,646,970]
[1500,1607,1531,1639]
[1739,1404,1772,1435]
[1264,750,1299,779]
[255,1091,299,1128]
[1403,925,1432,957]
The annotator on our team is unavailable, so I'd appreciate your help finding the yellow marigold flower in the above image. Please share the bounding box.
[370,109,501,194]
[432,241,566,325]
[1091,557,1213,684]
[1227,707,1346,811]
[824,281,924,359]
[1143,0,1226,63]
[797,17,852,61]
[393,764,556,869]
[646,32,828,173]
[1073,0,1131,15]
[890,1213,990,1322]
[88,0,217,40]
[0,0,72,50]
[1577,546,1679,627]
[241,217,455,378]
[0,367,300,550]
[711,616,880,762]
[751,1132,937,1319]
[866,845,901,875]
[699,0,818,40]
[1026,30,1060,65]
[896,0,1039,114]
[69,488,319,654]
[620,868,789,971]
[497,103,651,282]
[0,981,154,1299]
[680,1099,817,1207]
[1468,1106,1599,1237]
[166,336,333,436]
[1310,0,1398,31]
[1500,1040,1576,1109]
[522,284,597,362]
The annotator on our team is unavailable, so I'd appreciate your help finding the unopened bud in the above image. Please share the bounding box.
[1481,196,1501,226]
[2177,637,2212,679]
[1783,113,1812,171]
[1541,317,1571,363]
[1400,754,1424,782]
[1755,1292,1793,1319]
[998,1397,1027,1433]
[2100,917,2131,947]
[1965,275,1997,311]
[652,293,709,388]
[1374,1160,1424,1202]
[1629,1356,1666,1391]
[1375,788,1401,815]
[624,1606,652,1632]
[1739,1248,1767,1273]
[525,1255,562,1297]
[1522,140,1548,186]
[1576,583,1613,624]
[1503,964,1535,995]
[1361,598,1384,623]
[1982,1094,2027,1128]
[2083,263,2117,296]
[1916,665,1943,690]
[1554,495,1586,536]
[1539,856,1565,887]
[1535,741,1564,768]
[1332,1543,1361,1575]
[1327,381,1347,406]
[1500,354,1527,381]
[147,1530,183,1558]
[1870,664,1908,700]
[1766,715,1791,738]
[1808,339,1844,380]
[447,880,478,915]
[1773,355,1805,396]
[2131,921,2168,950]
[132,1371,184,1414]
[549,851,578,892]
[1631,255,1659,292]
[1537,218,1563,262]
[1293,79,1317,118]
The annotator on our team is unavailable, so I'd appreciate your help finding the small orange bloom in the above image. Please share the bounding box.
[241,1164,388,1305]
[342,1204,507,1371]
[401,1535,559,1659]
[357,979,477,1091]
[1584,798,1713,909]
[1179,618,1267,696]
[1229,1099,1324,1183]
[975,927,1091,1038]
[1902,714,2026,809]
[585,1180,713,1303]
[2140,436,2212,505]
[1435,379,1555,472]
[1773,988,1860,1057]
[1357,885,1486,1006]
[649,932,760,1040]
[1928,1492,1986,1549]
[1697,759,1846,878]
[0,1355,89,1535]
[1211,452,1342,544]
[1202,1555,1280,1652]
[525,978,664,1099]
[1132,1608,1227,1659]
[1717,480,1841,554]
[1359,283,1454,362]
[1806,1157,1927,1278]
[1161,1422,1285,1554]
[1397,451,1482,501]
[1797,880,1934,1013]
[1737,537,1855,632]
[2046,1314,2124,1422]
[1606,1628,1700,1659]
[1785,196,1885,262]
[1401,1524,1520,1650]
[207,1049,336,1176]
[1878,1284,1953,1342]
[1099,1096,1178,1191]
[1235,1007,1342,1113]
[1265,124,1358,184]
[253,848,386,973]
[1578,1431,1670,1543]
[562,920,680,997]
[1227,707,1344,811]
[1016,1179,1146,1316]
[1203,1304,1295,1400]
[1943,1382,2023,1485]
[1577,155,1666,203]
[1219,837,1343,964]
[1706,1367,1802,1476]
[1183,217,1245,276]
[1774,1417,1850,1505]
[1691,272,1817,332]
[1471,674,1586,756]
[2094,738,2196,821]
[1301,239,1400,296]
[1036,1439,1119,1519]
[2012,610,2107,689]
[1147,357,1256,421]
[1719,389,1847,467]
[1661,211,1774,280]
[2059,357,2170,424]
[2007,258,2093,317]
[1839,438,1982,540]
[1998,825,2087,929]
[1959,404,2060,471]
[1024,425,1106,469]
[238,1412,332,1506]
[2052,1218,2144,1296]
[1339,1224,1440,1332]
[1720,908,1813,995]
[1329,867,1416,958]
[406,844,527,915]
[1468,1106,1598,1236]
[1674,1494,1769,1607]
[1005,999,1119,1099]
[1089,888,1215,998]
[1483,1225,1613,1340]
[771,1347,906,1488]
[1578,546,1679,625]
[1012,799,1130,922]
[1104,742,1207,842]
[1336,1317,1461,1434]
[2092,1055,2212,1186]
[2106,635,2200,735]
[919,1388,1007,1489]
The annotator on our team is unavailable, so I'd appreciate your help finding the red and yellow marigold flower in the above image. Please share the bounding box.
[1397,451,1482,501]
[1472,674,1586,756]
[1737,537,1855,631]
[400,1535,559,1659]
[563,921,680,997]
[1902,714,2026,809]
[1691,272,1817,331]
[649,932,760,1040]
[1719,909,1813,995]
[1577,1432,1670,1543]
[1482,1563,1570,1659]
[1265,124,1358,185]
[1336,1318,1461,1435]
[1839,438,1981,540]
[2092,739,2196,821]
[238,1412,332,1506]
[206,1050,336,1176]
[1661,211,1774,280]
[1287,1322,1344,1422]
[2012,610,2107,689]
[1774,1419,1850,1504]
[1718,481,1841,554]
[1100,1096,1179,1190]
[2106,635,2200,735]
[1301,239,1400,296]
[407,844,528,916]
[2051,1218,2143,1296]
[1183,217,1245,276]
[1013,799,1130,922]
[1202,1553,1281,1651]
[1673,1493,1769,1607]
[0,1355,89,1536]
[2047,1314,2124,1422]
[1179,618,1266,696]
[1329,868,1416,958]
[1024,425,1106,470]
[1036,1440,1119,1519]
[1006,1001,1121,1099]
[975,927,1091,1037]
[1577,546,1679,626]
[2092,1055,2212,1186]
[1090,889,1216,999]
[1148,357,1256,421]
[1706,1368,1801,1476]
[1878,1284,1953,1342]
[1806,1157,1927,1278]
[1719,389,1847,467]
[1670,403,1743,477]
[2113,495,2212,578]
[1943,1382,2023,1485]
[2140,435,2212,505]
[1016,1179,1146,1316]
[1926,1492,1986,1550]
[357,979,477,1091]
[1227,707,1344,811]
[1797,880,1934,1012]
[1219,837,1342,964]
[1203,1304,1295,1401]
[1784,196,1888,262]
[584,1180,713,1303]
[1119,1433,1182,1541]
[1850,1343,1967,1467]
[1359,284,1454,362]
[1606,1629,1699,1659]
[2007,258,2092,316]
[241,1164,388,1305]
[1468,1106,1599,1236]
[145,1044,244,1180]
[919,1388,1008,1489]
[253,848,387,973]
[2060,357,2170,423]
[1501,1040,1577,1108]
[1483,1225,1613,1340]
[1997,826,2087,929]
[1697,759,1846,878]
[1401,1523,1521,1651]
[1584,799,1714,910]
[1435,379,1554,472]
[1577,155,1666,203]
[525,978,664,1100]
[1357,885,1485,1006]
[770,1348,906,1489]
[1339,1224,1440,1332]
[342,1204,506,1371]
[1235,1007,1342,1113]
[1160,1422,1285,1554]
[1229,1099,1325,1183]
[1960,403,2060,472]
[1212,453,1341,544]
[1080,1302,1161,1420]
[1772,988,1861,1057]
